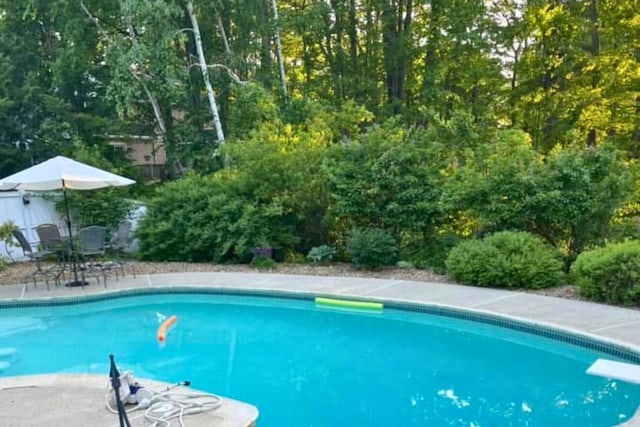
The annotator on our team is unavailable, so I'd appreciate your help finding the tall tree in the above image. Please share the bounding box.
[186,1,225,143]
[381,0,413,112]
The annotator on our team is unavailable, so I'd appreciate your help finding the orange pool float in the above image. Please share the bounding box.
[157,315,177,343]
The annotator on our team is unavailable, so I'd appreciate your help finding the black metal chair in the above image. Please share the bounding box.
[12,229,57,290]
[34,223,63,253]
[106,220,135,279]
[35,223,70,284]
[78,226,108,287]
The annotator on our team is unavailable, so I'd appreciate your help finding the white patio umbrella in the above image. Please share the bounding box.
[0,156,136,286]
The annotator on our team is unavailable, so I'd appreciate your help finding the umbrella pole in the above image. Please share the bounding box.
[62,183,83,287]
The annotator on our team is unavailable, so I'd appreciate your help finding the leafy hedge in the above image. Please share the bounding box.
[137,118,332,263]
[443,133,635,260]
[446,231,564,289]
[346,227,398,269]
[572,240,640,306]
[136,174,302,263]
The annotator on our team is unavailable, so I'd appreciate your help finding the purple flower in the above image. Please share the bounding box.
[251,246,272,259]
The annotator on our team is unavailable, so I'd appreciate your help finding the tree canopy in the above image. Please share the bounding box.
[1,0,639,269]
[0,0,637,173]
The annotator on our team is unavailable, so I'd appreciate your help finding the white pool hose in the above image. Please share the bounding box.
[106,373,223,427]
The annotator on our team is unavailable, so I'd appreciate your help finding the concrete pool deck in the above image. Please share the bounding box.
[1,271,640,425]
[0,374,258,427]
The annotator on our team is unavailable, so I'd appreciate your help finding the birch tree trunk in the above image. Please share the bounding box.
[186,1,225,144]
[271,0,287,98]
[587,0,600,148]
[217,15,231,55]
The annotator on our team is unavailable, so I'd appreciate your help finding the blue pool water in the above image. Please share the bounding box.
[0,294,639,426]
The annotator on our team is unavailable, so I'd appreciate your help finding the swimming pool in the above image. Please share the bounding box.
[0,292,638,426]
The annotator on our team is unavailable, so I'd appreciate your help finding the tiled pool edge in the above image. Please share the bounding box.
[2,285,640,365]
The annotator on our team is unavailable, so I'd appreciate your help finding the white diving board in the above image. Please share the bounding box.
[587,359,640,384]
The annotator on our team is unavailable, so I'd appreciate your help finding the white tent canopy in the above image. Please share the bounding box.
[0,156,135,191]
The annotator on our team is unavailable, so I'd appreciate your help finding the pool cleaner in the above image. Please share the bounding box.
[106,371,223,426]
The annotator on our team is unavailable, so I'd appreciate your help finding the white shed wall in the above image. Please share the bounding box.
[0,191,66,261]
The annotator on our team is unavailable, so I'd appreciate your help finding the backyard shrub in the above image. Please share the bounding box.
[137,175,243,262]
[326,120,447,256]
[572,241,640,306]
[0,221,17,268]
[0,221,17,254]
[307,245,337,264]
[284,250,307,264]
[404,232,461,273]
[136,173,301,263]
[446,231,564,289]
[345,228,398,269]
[251,246,273,260]
[443,134,634,260]
[250,256,277,270]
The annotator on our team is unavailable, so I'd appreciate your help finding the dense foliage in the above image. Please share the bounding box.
[446,231,565,289]
[1,1,639,293]
[137,109,334,262]
[572,241,640,306]
[327,121,447,258]
[443,131,636,264]
[307,245,337,264]
[345,228,399,270]
[1,0,638,174]
[0,220,15,269]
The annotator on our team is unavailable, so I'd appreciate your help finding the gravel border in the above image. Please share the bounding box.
[0,260,586,302]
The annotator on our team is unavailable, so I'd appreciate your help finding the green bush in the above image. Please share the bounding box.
[0,221,17,250]
[572,240,640,306]
[443,134,635,260]
[345,228,398,269]
[250,256,277,270]
[0,221,17,267]
[136,174,301,263]
[446,231,564,289]
[325,120,447,257]
[307,245,337,264]
[404,233,461,273]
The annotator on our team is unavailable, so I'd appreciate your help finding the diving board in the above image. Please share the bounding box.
[587,359,640,384]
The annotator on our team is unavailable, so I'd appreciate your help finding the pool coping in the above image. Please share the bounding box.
[0,373,259,427]
[1,271,640,362]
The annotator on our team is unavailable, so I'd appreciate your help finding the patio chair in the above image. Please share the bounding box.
[35,223,70,262]
[78,225,109,287]
[35,223,69,282]
[34,223,63,252]
[12,229,58,290]
[106,220,135,279]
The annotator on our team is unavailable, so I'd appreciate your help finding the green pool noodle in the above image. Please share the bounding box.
[315,297,383,310]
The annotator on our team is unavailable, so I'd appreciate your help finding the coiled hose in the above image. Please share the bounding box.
[106,381,223,427]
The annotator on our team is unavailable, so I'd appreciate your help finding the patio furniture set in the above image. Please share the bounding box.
[12,220,135,290]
